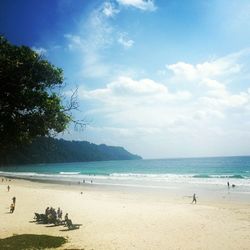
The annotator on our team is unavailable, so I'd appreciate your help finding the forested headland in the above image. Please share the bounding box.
[1,137,142,165]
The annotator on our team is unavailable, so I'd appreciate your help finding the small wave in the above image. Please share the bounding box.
[229,174,245,179]
[110,173,193,178]
[193,174,246,179]
[193,174,211,178]
[210,174,245,179]
[0,171,38,176]
[59,172,80,175]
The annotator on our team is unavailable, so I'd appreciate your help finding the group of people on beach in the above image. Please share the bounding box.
[45,207,63,221]
[43,206,73,226]
[45,206,63,221]
[2,178,11,182]
[227,181,236,188]
[190,181,237,205]
[10,196,16,213]
[5,182,17,213]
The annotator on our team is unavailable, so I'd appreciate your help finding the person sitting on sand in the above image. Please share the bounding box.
[64,213,75,229]
[192,193,197,204]
[47,208,57,222]
[51,208,57,219]
[10,203,15,213]
[65,213,72,223]
[65,213,69,221]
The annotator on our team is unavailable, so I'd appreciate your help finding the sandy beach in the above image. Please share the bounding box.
[0,178,250,250]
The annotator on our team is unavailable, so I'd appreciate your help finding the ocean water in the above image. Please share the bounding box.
[0,156,250,191]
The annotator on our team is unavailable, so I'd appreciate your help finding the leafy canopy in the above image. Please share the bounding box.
[0,36,71,154]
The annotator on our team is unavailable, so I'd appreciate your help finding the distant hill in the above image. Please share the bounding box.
[1,137,142,165]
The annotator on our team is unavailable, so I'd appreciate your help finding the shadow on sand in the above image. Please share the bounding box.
[59,224,82,231]
[0,234,67,250]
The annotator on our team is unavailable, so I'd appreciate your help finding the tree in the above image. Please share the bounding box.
[0,36,72,157]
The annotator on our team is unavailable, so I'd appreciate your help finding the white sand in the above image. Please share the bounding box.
[0,178,250,250]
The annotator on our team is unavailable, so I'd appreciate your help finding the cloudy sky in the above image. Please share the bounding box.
[1,0,250,158]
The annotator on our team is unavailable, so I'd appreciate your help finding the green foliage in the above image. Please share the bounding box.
[2,137,142,165]
[0,36,71,154]
[0,234,67,250]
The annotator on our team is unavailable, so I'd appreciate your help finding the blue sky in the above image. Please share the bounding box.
[1,0,250,158]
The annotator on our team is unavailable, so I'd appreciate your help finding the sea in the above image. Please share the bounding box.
[0,156,250,191]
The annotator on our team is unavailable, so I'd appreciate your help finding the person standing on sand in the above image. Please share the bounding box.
[227,181,230,188]
[12,197,16,205]
[192,193,197,204]
[57,207,63,219]
[10,203,15,213]
[7,185,10,192]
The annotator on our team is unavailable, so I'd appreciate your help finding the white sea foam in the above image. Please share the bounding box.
[60,172,81,175]
[1,171,250,188]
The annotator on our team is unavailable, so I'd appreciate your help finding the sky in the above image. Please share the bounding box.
[1,0,250,159]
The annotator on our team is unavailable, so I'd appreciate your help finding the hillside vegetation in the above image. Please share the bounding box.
[2,137,142,165]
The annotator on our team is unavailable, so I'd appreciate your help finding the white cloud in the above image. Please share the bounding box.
[64,3,115,78]
[78,66,250,119]
[103,1,120,17]
[200,92,249,109]
[164,49,250,116]
[117,0,156,11]
[64,1,139,78]
[201,79,225,91]
[193,109,225,120]
[79,76,192,105]
[63,0,158,78]
[64,34,82,50]
[109,77,166,95]
[32,46,47,55]
[167,55,241,81]
[118,33,134,48]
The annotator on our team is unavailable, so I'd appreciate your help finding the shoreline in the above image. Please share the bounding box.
[1,173,250,205]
